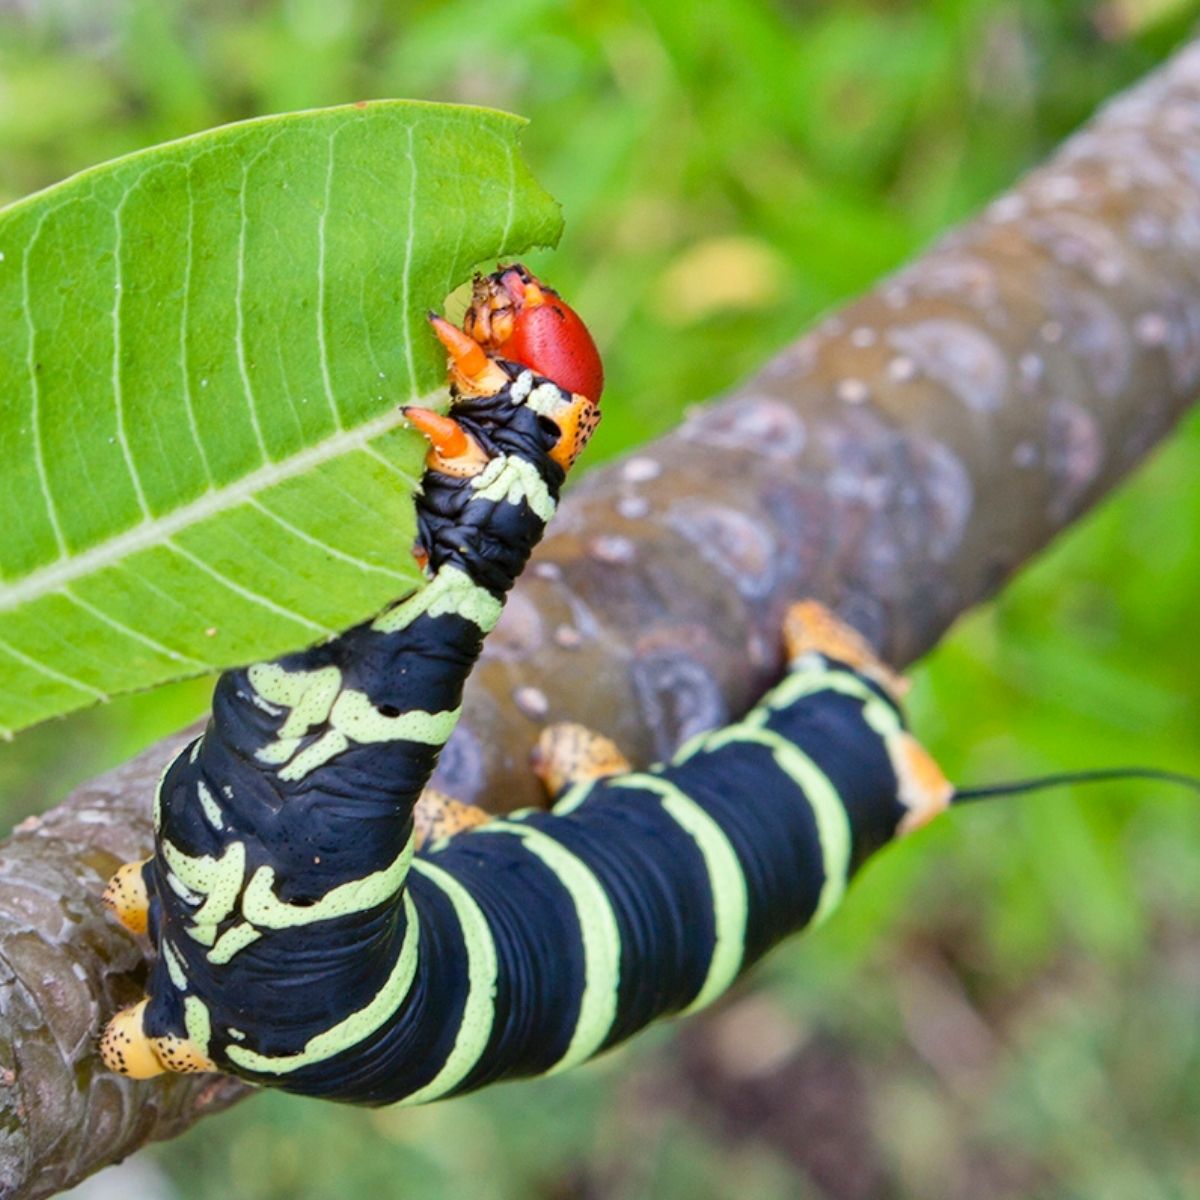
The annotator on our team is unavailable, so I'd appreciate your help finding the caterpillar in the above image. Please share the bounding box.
[98,267,1199,1106]
[98,264,604,1087]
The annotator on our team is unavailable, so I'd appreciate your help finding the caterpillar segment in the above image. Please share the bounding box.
[780,601,949,835]
[99,265,601,1087]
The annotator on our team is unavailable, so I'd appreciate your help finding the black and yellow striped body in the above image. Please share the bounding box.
[119,367,573,1081]
[151,645,912,1104]
[323,650,908,1104]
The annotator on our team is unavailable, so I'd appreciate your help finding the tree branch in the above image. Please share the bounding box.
[6,39,1200,1199]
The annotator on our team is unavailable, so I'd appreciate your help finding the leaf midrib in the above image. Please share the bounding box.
[0,401,425,612]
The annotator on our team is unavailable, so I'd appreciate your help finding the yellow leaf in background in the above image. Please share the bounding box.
[654,236,786,326]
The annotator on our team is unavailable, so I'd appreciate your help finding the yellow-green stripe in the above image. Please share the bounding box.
[227,893,421,1076]
[475,820,621,1073]
[397,859,498,1106]
[620,774,748,1015]
[707,726,851,924]
[551,779,597,817]
[242,833,414,929]
[766,668,902,738]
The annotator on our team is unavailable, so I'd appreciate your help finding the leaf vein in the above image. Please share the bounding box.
[399,125,419,400]
[247,498,410,581]
[111,191,153,520]
[165,539,333,637]
[0,404,421,613]
[61,586,209,670]
[236,162,271,461]
[0,634,107,701]
[21,201,71,557]
[316,133,343,431]
[501,138,517,248]
[361,445,421,488]
[179,166,213,485]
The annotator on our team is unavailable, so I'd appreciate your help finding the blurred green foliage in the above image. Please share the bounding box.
[7,1,1200,1197]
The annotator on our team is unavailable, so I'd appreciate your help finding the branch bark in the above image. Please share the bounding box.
[6,39,1200,1199]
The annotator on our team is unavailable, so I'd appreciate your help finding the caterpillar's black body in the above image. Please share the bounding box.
[128,650,921,1106]
[100,268,945,1104]
[102,348,580,1076]
[348,657,912,1105]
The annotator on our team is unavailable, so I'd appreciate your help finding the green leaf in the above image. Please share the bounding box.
[0,102,562,736]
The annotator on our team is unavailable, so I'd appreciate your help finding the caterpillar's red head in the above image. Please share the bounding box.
[464,265,605,404]
[422,265,602,474]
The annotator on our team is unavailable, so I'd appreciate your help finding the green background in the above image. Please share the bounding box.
[5,1,1200,1197]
